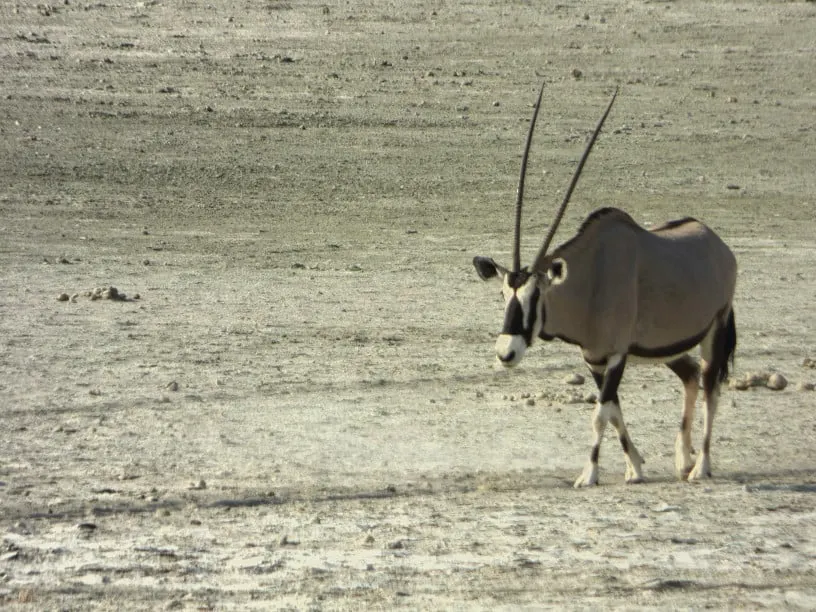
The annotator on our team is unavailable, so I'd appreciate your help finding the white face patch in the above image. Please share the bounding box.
[495,333,527,367]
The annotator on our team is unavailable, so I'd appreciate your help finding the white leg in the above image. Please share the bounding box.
[607,401,645,484]
[574,401,610,488]
[675,378,698,479]
[688,387,718,481]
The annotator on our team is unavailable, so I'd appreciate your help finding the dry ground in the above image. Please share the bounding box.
[1,0,815,609]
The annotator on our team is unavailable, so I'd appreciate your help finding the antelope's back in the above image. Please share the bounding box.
[632,218,737,348]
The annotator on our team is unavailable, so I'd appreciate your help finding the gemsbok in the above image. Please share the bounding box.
[473,85,737,487]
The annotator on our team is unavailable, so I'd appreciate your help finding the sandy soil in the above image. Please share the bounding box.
[1,0,815,609]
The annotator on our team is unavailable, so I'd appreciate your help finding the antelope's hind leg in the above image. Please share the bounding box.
[667,355,701,479]
[688,311,736,481]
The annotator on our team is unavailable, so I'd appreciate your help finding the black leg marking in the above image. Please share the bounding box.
[590,369,604,391]
[590,445,600,464]
[619,435,629,454]
[599,356,626,404]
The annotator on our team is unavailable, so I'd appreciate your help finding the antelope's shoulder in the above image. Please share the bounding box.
[578,207,639,232]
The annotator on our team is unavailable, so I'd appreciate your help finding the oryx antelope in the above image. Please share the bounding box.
[473,85,737,487]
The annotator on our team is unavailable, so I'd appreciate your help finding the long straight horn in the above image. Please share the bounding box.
[512,82,546,273]
[532,87,618,270]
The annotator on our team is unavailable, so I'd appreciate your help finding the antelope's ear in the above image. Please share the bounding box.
[546,257,568,285]
[473,256,505,281]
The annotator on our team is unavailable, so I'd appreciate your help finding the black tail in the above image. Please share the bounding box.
[719,308,737,383]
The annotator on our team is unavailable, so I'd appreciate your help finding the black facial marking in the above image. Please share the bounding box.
[522,287,541,345]
[501,269,541,346]
[503,296,525,336]
[507,268,531,289]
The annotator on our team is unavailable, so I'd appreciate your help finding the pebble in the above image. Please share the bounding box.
[57,292,70,301]
[564,373,585,386]
[652,503,681,513]
[796,381,814,392]
[766,373,787,391]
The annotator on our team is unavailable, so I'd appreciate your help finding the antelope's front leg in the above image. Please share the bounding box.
[575,355,643,487]
[574,401,607,487]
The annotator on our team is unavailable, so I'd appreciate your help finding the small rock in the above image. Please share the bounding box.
[571,68,583,79]
[729,377,751,391]
[802,357,816,369]
[766,373,787,391]
[166,381,179,392]
[102,286,121,300]
[796,381,815,392]
[189,479,207,490]
[565,373,585,385]
[583,392,598,404]
[525,397,535,407]
[57,293,70,301]
[652,503,681,513]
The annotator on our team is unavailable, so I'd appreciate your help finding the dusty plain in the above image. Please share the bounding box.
[1,0,815,609]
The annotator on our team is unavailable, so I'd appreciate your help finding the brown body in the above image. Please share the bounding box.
[539,208,737,364]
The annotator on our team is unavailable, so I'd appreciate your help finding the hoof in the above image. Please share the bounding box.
[687,455,712,481]
[574,464,599,488]
[676,465,694,481]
